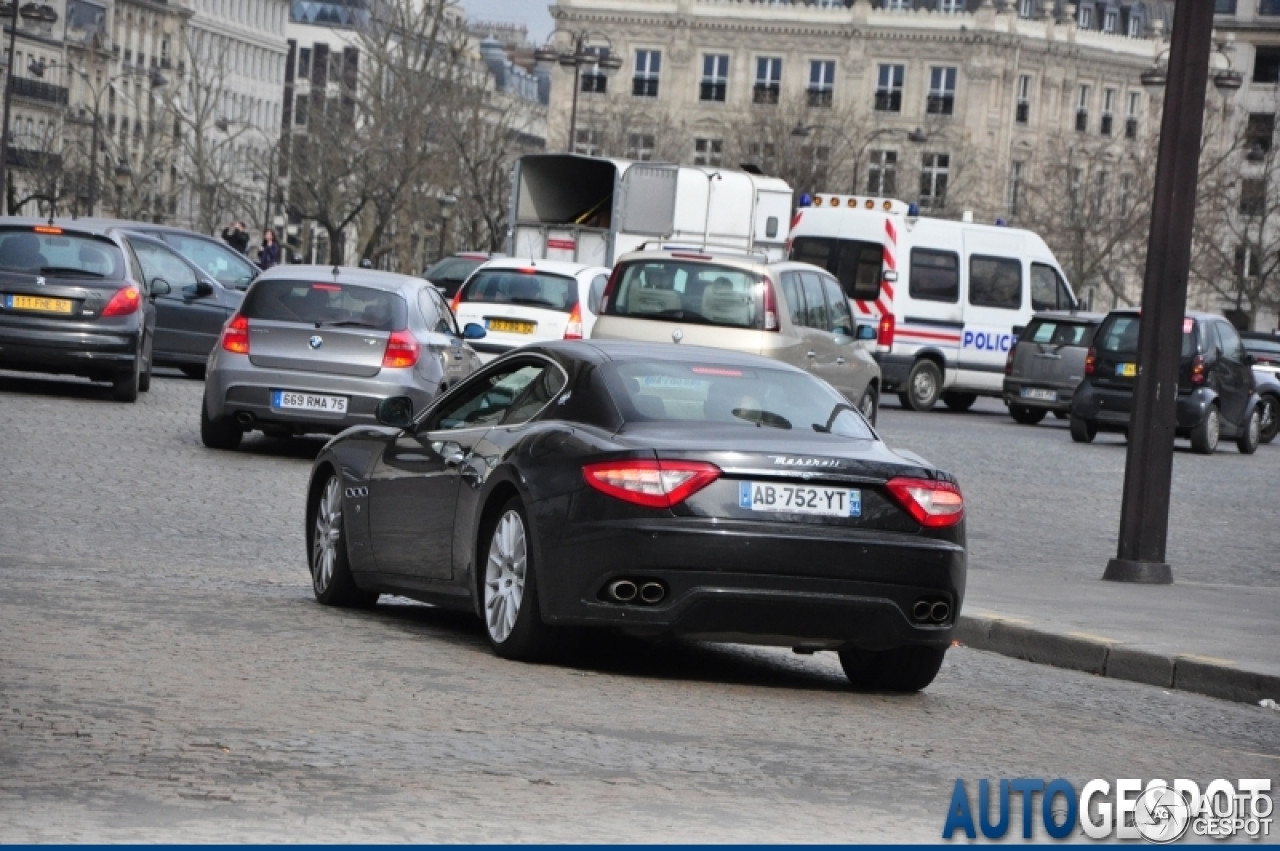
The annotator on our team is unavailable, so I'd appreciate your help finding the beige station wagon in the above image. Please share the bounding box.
[590,248,883,422]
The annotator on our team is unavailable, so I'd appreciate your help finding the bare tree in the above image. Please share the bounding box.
[5,117,76,215]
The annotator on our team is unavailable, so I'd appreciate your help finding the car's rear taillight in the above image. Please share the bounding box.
[1084,347,1097,376]
[598,265,623,315]
[762,277,780,332]
[1191,353,1206,385]
[878,313,895,350]
[450,288,463,314]
[1005,346,1016,376]
[583,459,720,509]
[885,477,964,528]
[101,285,141,317]
[382,329,420,369]
[220,313,250,354]
[564,303,583,340]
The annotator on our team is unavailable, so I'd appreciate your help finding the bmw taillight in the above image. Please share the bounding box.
[382,329,420,369]
[762,277,780,332]
[220,313,250,354]
[1191,353,1206,385]
[1084,347,1097,376]
[583,459,721,509]
[564,303,584,340]
[101,285,141,317]
[878,313,896,350]
[885,477,965,528]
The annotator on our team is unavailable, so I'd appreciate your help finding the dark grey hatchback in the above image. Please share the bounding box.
[1003,311,1103,425]
[0,220,168,401]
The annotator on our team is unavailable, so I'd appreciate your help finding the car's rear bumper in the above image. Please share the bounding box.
[1002,379,1077,412]
[0,321,140,377]
[1071,381,1211,431]
[537,516,966,651]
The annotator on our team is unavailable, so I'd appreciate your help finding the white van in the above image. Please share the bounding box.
[788,195,1078,411]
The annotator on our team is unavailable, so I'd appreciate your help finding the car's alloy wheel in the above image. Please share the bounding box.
[1190,406,1220,455]
[1258,395,1279,444]
[857,385,878,425]
[308,473,377,608]
[485,510,527,644]
[1237,407,1261,455]
[900,360,941,412]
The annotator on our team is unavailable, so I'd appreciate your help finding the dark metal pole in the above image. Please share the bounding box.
[1104,0,1216,584]
[567,59,581,153]
[87,106,101,215]
[0,1,21,210]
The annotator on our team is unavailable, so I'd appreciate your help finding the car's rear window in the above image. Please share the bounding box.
[1024,319,1096,347]
[426,257,484,283]
[460,269,579,313]
[604,260,764,330]
[1096,315,1194,358]
[1245,337,1280,356]
[599,360,875,439]
[0,228,126,278]
[241,280,407,331]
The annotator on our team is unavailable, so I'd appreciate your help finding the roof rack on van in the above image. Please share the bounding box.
[636,240,771,263]
[803,195,914,216]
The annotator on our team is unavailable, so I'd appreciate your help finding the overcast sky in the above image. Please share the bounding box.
[459,0,555,42]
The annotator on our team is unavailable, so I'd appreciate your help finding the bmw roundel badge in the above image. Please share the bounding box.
[309,335,323,349]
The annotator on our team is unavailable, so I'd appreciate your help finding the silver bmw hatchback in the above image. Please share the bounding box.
[201,265,485,450]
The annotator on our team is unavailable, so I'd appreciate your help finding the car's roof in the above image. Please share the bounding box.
[6,216,225,241]
[255,264,429,291]
[1242,331,1280,340]
[1030,310,1105,323]
[478,258,608,276]
[533,339,810,375]
[0,217,132,239]
[1105,308,1224,322]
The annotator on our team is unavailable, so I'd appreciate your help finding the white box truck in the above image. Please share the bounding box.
[506,154,794,266]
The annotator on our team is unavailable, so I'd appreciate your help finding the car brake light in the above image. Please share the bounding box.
[583,459,720,509]
[382,329,420,369]
[1191,353,1206,385]
[885,477,964,528]
[1005,346,1016,376]
[221,313,250,354]
[598,265,623,314]
[450,288,463,313]
[101,285,141,317]
[1084,347,1097,376]
[878,313,895,349]
[564,303,584,340]
[761,277,779,331]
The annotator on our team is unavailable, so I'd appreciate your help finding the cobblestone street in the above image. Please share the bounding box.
[2,372,1277,842]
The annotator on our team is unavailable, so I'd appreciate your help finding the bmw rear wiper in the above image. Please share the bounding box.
[40,266,106,278]
[315,319,383,329]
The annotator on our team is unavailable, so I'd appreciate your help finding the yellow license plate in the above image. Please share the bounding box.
[488,319,535,334]
[1117,363,1137,377]
[9,295,73,314]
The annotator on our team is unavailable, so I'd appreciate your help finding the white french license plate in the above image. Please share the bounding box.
[271,390,348,413]
[1021,388,1056,402]
[739,481,861,517]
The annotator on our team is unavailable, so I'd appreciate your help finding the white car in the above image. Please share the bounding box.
[450,259,610,359]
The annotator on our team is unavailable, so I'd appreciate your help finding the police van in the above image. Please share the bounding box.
[788,195,1078,411]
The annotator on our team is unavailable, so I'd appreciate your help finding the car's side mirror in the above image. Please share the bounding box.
[463,322,487,340]
[375,395,414,428]
[150,278,171,297]
[193,280,215,297]
[855,324,878,342]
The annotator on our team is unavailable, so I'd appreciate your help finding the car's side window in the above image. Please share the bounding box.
[779,272,806,328]
[799,271,830,331]
[587,274,609,315]
[822,275,854,336]
[431,289,460,335]
[1030,263,1074,311]
[132,241,199,289]
[1216,321,1246,361]
[418,288,452,335]
[426,363,547,431]
[500,366,567,426]
[969,255,1022,310]
[909,249,960,303]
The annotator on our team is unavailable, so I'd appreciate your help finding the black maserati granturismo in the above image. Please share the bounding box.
[305,340,967,691]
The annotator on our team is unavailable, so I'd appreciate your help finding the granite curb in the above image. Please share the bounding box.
[955,614,1280,706]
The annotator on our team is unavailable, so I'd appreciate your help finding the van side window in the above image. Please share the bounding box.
[823,275,854,336]
[780,272,806,326]
[909,249,959,303]
[837,241,883,302]
[1031,263,1072,311]
[969,255,1022,310]
[799,271,830,331]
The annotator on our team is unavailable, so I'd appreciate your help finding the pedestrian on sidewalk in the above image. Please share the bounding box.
[221,221,249,255]
[258,230,281,270]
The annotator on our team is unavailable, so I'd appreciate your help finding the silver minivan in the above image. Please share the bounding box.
[590,248,882,421]
[1002,310,1102,425]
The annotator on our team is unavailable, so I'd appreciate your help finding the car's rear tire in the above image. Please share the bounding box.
[839,645,947,692]
[899,360,942,412]
[1069,415,1097,443]
[112,351,141,403]
[180,365,207,380]
[138,338,153,393]
[1009,404,1047,425]
[857,384,879,425]
[481,497,556,661]
[309,473,379,608]
[1052,410,1068,420]
[200,397,243,450]
[1190,405,1220,455]
[941,391,977,412]
[1257,394,1279,444]
[1236,406,1261,455]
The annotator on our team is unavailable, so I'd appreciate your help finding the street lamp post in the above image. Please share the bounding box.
[436,193,456,262]
[534,30,623,154]
[1103,0,1217,584]
[791,122,927,195]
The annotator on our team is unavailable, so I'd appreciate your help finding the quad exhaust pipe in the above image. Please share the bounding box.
[605,579,666,605]
[912,598,951,624]
[608,580,638,603]
[235,411,255,426]
[639,582,665,604]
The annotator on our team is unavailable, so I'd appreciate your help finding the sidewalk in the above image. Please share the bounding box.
[956,568,1280,705]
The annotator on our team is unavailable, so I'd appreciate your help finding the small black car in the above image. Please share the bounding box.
[0,219,168,401]
[1003,311,1103,425]
[306,341,967,691]
[1070,310,1262,454]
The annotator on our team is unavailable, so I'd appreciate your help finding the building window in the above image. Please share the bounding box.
[1018,0,1034,17]
[1016,74,1032,124]
[626,133,655,161]
[1260,0,1280,14]
[755,57,782,105]
[574,129,602,156]
[747,141,777,170]
[633,49,660,98]
[938,0,964,11]
[1094,170,1109,213]
[1069,167,1083,221]
[694,138,723,166]
[1127,14,1141,36]
[1118,174,1133,217]
[1076,85,1090,132]
[1239,178,1266,216]
[920,153,949,208]
[1079,4,1092,26]
[1101,88,1115,135]
[1103,8,1118,31]
[875,64,904,112]
[1255,47,1280,83]
[701,54,729,102]
[1008,161,1023,216]
[1247,113,1275,153]
[1234,244,1261,278]
[808,60,835,108]
[883,0,910,9]
[294,96,308,126]
[928,67,956,115]
[867,149,897,195]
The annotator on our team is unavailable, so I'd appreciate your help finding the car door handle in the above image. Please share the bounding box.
[443,450,468,468]
[836,357,846,365]
[807,351,817,359]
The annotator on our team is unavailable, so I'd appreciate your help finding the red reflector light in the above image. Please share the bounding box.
[101,286,141,317]
[583,459,721,509]
[1191,353,1206,385]
[885,477,964,528]
[1004,347,1015,376]
[564,303,583,340]
[312,283,341,291]
[762,276,779,332]
[878,313,896,349]
[690,366,743,377]
[221,313,250,354]
[1084,347,1097,376]
[34,225,63,235]
[515,267,538,275]
[382,329,420,369]
[450,288,464,313]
